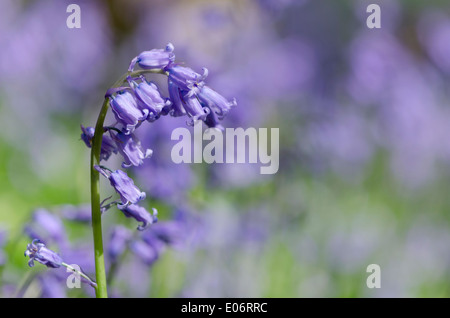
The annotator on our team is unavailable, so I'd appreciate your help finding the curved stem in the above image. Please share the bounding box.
[90,68,166,298]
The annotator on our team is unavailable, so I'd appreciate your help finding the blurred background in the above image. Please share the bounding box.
[1,0,450,297]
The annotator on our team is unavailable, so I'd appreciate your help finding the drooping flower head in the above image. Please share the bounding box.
[109,130,152,168]
[95,166,146,206]
[167,65,208,97]
[24,239,63,268]
[167,80,187,117]
[81,125,117,161]
[110,91,148,135]
[118,204,158,231]
[166,64,236,127]
[129,43,175,71]
[167,82,209,125]
[197,86,237,119]
[130,78,171,122]
[183,95,210,125]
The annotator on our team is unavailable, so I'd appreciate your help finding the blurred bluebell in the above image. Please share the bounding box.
[418,11,450,75]
[0,230,7,266]
[108,226,132,262]
[39,274,67,298]
[129,240,160,266]
[60,204,91,223]
[24,209,67,247]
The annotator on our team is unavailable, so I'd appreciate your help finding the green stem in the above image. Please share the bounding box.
[90,68,166,298]
[90,98,109,298]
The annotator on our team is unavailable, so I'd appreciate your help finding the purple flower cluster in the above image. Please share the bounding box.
[81,43,235,230]
[23,43,234,296]
[167,65,236,128]
[104,43,236,132]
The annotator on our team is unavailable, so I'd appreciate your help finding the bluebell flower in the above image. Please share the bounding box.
[95,166,146,205]
[108,226,132,262]
[197,86,237,118]
[61,204,91,223]
[167,80,187,117]
[166,66,236,127]
[118,204,158,231]
[129,43,175,71]
[182,95,210,125]
[203,106,224,130]
[167,81,209,125]
[110,131,152,168]
[80,125,95,147]
[109,91,148,135]
[80,125,117,161]
[24,239,63,268]
[167,65,208,97]
[131,79,171,121]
